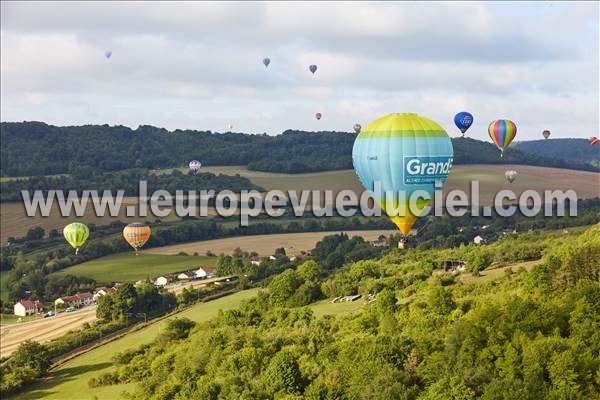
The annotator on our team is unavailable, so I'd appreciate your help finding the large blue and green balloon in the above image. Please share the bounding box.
[352,113,454,235]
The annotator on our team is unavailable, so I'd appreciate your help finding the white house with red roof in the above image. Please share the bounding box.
[14,300,43,316]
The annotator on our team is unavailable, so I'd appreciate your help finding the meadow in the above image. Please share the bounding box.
[11,288,261,400]
[52,254,216,284]
[3,164,598,242]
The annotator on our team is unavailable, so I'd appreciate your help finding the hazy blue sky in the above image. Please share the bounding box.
[1,1,598,140]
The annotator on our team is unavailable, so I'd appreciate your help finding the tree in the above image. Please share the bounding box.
[262,350,303,395]
[24,227,45,241]
[268,269,301,307]
[297,260,322,283]
[160,318,196,341]
[11,340,51,372]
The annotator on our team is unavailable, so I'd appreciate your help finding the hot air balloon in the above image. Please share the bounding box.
[542,130,551,139]
[227,124,233,131]
[505,170,518,184]
[315,112,322,120]
[589,136,599,147]
[352,113,454,236]
[263,58,270,67]
[454,112,473,137]
[309,65,317,74]
[123,223,151,255]
[488,119,517,157]
[105,50,112,59]
[63,222,89,255]
[189,160,202,174]
[353,124,362,134]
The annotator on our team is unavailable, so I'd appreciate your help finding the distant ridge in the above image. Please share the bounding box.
[514,138,600,164]
[1,121,598,176]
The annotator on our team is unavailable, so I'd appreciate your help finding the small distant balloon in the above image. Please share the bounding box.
[542,130,551,139]
[488,119,517,157]
[309,65,317,74]
[505,170,518,184]
[590,136,599,147]
[263,57,270,67]
[315,112,322,120]
[189,160,202,174]
[454,112,473,137]
[105,50,112,59]
[228,124,233,131]
[353,124,361,133]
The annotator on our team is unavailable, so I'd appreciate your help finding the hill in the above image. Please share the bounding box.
[1,122,597,177]
[514,138,600,164]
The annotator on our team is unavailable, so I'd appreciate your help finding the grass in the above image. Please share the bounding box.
[0,313,42,324]
[52,253,216,284]
[309,298,366,318]
[460,260,540,284]
[3,164,598,243]
[145,230,396,256]
[13,288,261,400]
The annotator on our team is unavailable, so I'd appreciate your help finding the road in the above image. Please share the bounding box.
[0,275,234,358]
[0,306,98,358]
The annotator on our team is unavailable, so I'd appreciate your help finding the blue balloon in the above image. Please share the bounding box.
[454,112,473,135]
[309,64,317,74]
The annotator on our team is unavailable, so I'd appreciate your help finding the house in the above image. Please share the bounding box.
[250,256,261,266]
[442,260,467,273]
[55,292,94,308]
[155,274,175,287]
[473,235,487,245]
[93,287,116,301]
[177,271,196,280]
[371,236,389,248]
[195,266,216,279]
[14,300,43,316]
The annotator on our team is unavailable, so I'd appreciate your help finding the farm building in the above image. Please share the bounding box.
[177,271,196,280]
[371,236,390,248]
[93,287,116,301]
[195,266,216,279]
[473,235,487,244]
[155,274,175,287]
[250,256,261,266]
[442,260,467,273]
[14,300,43,316]
[55,292,94,308]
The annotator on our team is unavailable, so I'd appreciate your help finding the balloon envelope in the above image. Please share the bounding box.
[315,112,322,120]
[542,130,551,139]
[353,124,362,133]
[123,223,151,254]
[505,170,518,183]
[63,222,89,254]
[454,112,473,135]
[488,119,517,157]
[189,160,202,174]
[309,65,317,74]
[352,113,454,235]
[105,50,112,59]
[589,136,599,147]
[263,58,270,67]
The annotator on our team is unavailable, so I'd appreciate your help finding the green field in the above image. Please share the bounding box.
[309,297,366,318]
[13,288,261,400]
[53,253,216,284]
[0,313,41,325]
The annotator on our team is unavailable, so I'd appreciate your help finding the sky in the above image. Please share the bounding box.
[1,1,598,140]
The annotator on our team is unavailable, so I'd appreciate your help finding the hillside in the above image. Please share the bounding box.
[514,138,600,164]
[1,122,597,177]
[21,224,597,400]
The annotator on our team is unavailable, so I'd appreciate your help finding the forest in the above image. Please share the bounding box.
[1,122,597,177]
[71,224,600,399]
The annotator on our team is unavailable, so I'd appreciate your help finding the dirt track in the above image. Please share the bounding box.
[0,307,98,358]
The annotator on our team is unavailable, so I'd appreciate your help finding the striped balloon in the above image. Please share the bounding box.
[488,119,517,157]
[352,113,454,236]
[63,222,89,254]
[123,223,151,255]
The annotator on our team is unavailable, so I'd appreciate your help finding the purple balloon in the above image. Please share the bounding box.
[309,64,317,74]
[105,50,112,59]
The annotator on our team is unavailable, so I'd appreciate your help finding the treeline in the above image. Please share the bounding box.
[1,216,394,304]
[80,224,600,399]
[1,122,597,177]
[0,168,263,202]
[514,138,600,164]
